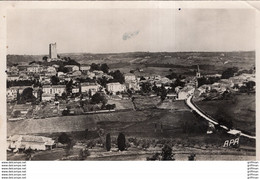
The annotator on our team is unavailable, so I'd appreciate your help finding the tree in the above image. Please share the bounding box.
[13,110,21,118]
[109,70,125,84]
[101,63,109,74]
[55,94,59,101]
[221,67,238,79]
[171,78,185,89]
[160,85,167,101]
[188,154,196,161]
[106,133,111,151]
[166,72,178,80]
[246,81,255,91]
[51,76,60,85]
[24,147,34,161]
[141,82,152,93]
[161,144,175,160]
[65,139,75,156]
[117,133,126,151]
[61,92,67,100]
[152,83,159,94]
[91,92,107,105]
[127,89,133,97]
[17,90,20,102]
[20,87,36,103]
[98,76,109,87]
[42,56,48,62]
[29,61,36,65]
[58,65,69,73]
[140,76,146,81]
[66,80,73,95]
[90,63,100,71]
[58,133,71,144]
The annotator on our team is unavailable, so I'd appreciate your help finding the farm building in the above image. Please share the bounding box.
[7,135,55,151]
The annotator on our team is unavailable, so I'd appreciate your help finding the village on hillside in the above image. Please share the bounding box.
[6,43,256,161]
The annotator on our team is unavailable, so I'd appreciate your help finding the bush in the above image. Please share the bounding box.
[117,133,126,151]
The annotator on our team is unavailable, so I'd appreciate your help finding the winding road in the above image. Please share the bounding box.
[185,95,256,140]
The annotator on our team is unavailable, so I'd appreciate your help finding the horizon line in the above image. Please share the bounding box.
[7,50,256,56]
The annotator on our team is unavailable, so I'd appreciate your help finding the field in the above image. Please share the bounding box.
[194,93,255,135]
[7,110,148,136]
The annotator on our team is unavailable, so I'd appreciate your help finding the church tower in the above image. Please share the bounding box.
[195,65,201,88]
[196,65,201,78]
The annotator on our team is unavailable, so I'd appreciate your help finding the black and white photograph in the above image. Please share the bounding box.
[5,5,257,161]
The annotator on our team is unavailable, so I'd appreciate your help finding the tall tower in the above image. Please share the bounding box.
[195,65,201,88]
[49,43,57,59]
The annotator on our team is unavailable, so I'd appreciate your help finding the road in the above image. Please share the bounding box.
[185,95,256,140]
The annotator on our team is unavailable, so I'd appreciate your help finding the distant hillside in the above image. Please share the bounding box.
[7,51,255,75]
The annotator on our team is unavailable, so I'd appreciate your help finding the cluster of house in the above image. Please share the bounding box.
[6,62,142,102]
[7,64,91,83]
[197,73,255,96]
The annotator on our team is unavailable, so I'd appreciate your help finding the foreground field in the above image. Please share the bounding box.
[194,93,255,135]
[7,96,256,160]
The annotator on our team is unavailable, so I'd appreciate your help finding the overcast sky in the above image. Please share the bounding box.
[7,8,255,55]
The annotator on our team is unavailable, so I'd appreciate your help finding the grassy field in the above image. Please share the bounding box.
[133,96,161,110]
[7,110,148,136]
[194,93,255,135]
